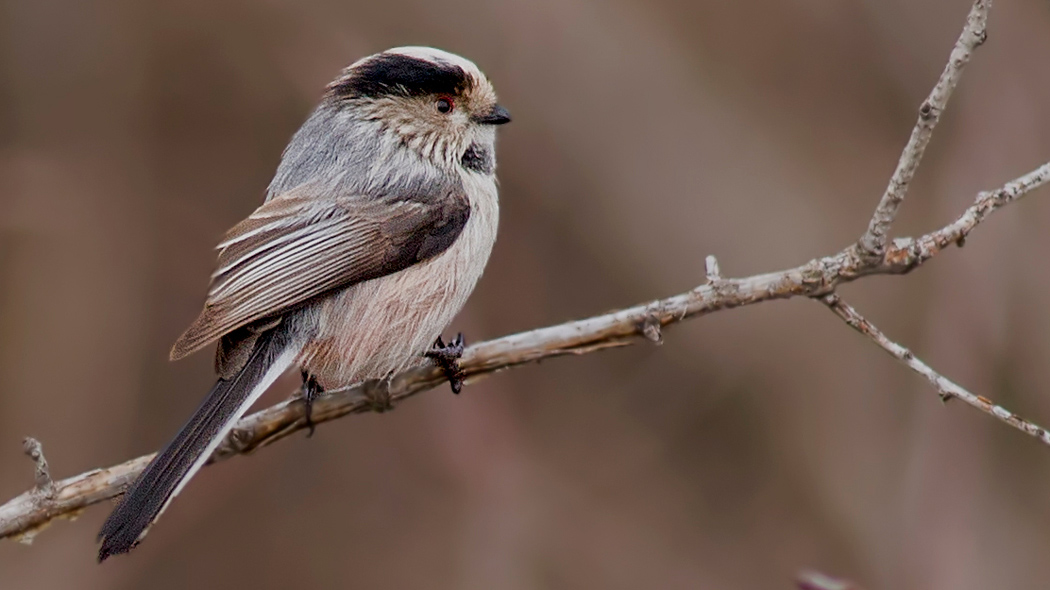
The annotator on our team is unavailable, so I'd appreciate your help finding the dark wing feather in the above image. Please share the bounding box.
[170,188,470,360]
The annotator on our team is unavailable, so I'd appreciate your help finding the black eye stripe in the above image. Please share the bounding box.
[329,54,472,100]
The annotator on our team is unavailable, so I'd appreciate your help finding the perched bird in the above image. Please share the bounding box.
[97,47,510,561]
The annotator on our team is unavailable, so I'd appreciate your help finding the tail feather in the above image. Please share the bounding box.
[98,328,298,562]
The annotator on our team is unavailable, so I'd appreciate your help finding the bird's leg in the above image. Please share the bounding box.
[425,333,466,394]
[300,370,324,437]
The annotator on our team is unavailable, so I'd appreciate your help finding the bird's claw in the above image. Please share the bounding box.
[426,333,466,394]
[300,371,324,437]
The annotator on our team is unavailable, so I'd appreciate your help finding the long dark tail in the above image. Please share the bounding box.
[97,328,298,561]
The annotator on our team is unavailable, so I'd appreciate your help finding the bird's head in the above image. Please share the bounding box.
[326,47,510,173]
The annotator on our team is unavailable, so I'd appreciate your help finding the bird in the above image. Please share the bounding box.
[97,46,511,561]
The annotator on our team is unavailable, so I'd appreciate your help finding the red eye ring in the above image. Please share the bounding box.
[436,96,454,114]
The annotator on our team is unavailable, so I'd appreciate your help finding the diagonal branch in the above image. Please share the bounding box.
[858,0,991,260]
[1,162,1047,542]
[821,294,1050,446]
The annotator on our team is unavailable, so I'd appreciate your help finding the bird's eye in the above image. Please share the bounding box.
[436,97,454,114]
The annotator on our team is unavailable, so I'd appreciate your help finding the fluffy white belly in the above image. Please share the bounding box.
[298,174,498,388]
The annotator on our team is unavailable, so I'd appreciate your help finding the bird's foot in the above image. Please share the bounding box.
[300,371,324,437]
[425,333,466,394]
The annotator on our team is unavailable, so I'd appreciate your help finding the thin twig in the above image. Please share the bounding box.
[7,438,62,545]
[1,162,1046,541]
[886,162,1050,269]
[22,438,54,498]
[858,0,991,260]
[705,254,722,283]
[822,294,1050,446]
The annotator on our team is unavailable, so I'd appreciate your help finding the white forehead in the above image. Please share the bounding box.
[382,46,485,79]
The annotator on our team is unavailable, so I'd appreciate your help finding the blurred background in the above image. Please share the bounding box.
[1,0,1049,588]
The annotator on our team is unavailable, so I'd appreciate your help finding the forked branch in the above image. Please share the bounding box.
[858,0,991,259]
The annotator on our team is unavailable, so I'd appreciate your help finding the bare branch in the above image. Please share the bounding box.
[1,162,1046,542]
[822,294,1050,446]
[886,162,1050,268]
[858,0,991,260]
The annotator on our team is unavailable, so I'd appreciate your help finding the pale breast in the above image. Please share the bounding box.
[299,172,499,388]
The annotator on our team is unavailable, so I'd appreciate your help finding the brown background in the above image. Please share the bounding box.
[2,0,1050,588]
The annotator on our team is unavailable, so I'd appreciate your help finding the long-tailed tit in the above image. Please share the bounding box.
[97,47,510,561]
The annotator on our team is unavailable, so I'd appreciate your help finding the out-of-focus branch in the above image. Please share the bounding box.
[797,570,864,590]
[858,0,991,260]
[1,162,1047,541]
[822,294,1050,446]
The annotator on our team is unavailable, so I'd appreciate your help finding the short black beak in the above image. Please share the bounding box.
[474,104,511,125]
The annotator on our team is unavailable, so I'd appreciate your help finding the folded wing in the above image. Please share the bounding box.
[170,187,470,361]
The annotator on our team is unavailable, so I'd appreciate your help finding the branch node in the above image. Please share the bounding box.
[641,316,663,344]
[639,303,665,345]
[704,255,722,283]
[226,427,256,454]
[704,254,739,301]
[22,437,55,498]
[918,101,936,121]
[975,28,988,46]
[857,0,992,259]
[363,380,395,413]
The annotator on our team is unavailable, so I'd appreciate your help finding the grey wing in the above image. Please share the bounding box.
[170,187,471,361]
